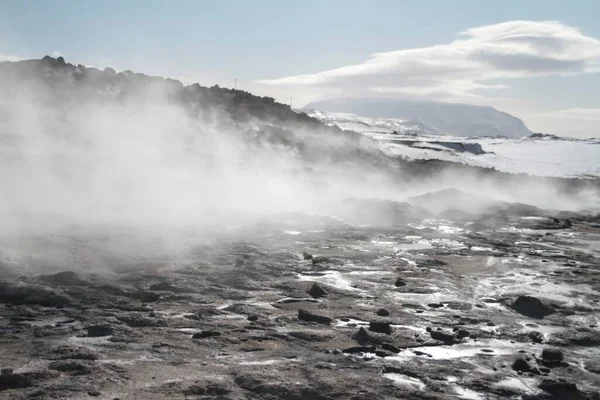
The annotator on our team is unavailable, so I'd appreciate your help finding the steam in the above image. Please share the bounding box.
[0,61,598,245]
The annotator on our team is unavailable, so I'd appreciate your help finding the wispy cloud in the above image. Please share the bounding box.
[257,21,600,100]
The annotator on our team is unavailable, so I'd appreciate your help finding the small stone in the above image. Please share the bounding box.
[87,391,101,397]
[247,315,259,321]
[298,309,331,325]
[381,343,401,353]
[457,329,470,339]
[394,278,407,287]
[430,330,455,345]
[333,349,341,355]
[510,295,554,319]
[307,283,327,299]
[192,330,221,339]
[528,331,544,343]
[369,321,392,335]
[303,252,313,260]
[542,348,564,362]
[426,327,432,332]
[376,308,390,317]
[487,322,495,327]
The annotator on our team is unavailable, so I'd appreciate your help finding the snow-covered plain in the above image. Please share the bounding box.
[307,110,600,179]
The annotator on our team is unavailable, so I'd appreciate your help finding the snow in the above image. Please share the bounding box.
[308,110,600,178]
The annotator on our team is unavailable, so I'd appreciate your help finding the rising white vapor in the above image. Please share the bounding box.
[257,21,600,99]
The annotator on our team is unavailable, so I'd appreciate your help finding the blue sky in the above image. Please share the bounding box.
[1,0,599,137]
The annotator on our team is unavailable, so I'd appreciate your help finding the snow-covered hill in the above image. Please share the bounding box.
[307,109,600,179]
[305,98,532,138]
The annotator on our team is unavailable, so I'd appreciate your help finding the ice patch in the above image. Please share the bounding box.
[383,373,426,390]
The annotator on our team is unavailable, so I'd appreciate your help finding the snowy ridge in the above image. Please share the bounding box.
[308,110,600,179]
[306,98,532,138]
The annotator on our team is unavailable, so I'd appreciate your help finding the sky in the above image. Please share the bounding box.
[1,0,599,137]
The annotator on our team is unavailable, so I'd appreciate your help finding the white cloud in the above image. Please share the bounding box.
[0,54,23,62]
[257,21,600,100]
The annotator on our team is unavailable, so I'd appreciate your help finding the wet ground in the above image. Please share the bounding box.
[1,201,600,399]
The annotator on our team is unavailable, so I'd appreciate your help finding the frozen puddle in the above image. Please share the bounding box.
[383,373,426,390]
[391,339,536,360]
[298,270,360,292]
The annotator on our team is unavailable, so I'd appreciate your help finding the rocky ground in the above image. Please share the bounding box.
[1,202,600,400]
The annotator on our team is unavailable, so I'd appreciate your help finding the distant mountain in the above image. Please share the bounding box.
[305,98,532,138]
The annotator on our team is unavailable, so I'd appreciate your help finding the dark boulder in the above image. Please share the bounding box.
[85,324,114,337]
[192,330,221,339]
[376,308,390,317]
[541,348,564,362]
[430,330,455,345]
[381,343,401,353]
[394,278,407,287]
[0,281,72,307]
[297,309,331,325]
[369,321,392,335]
[512,358,532,372]
[343,346,376,354]
[510,295,554,319]
[307,283,327,299]
[528,331,544,343]
[303,252,313,260]
[538,380,582,399]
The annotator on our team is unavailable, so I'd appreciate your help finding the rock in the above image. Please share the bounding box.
[247,315,259,322]
[375,350,394,358]
[394,278,407,287]
[541,348,563,362]
[116,314,167,328]
[87,391,101,397]
[86,324,114,337]
[430,330,455,345]
[307,283,327,299]
[369,321,392,335]
[297,309,331,325]
[192,330,221,339]
[0,373,33,391]
[353,327,389,345]
[39,271,86,286]
[288,330,333,342]
[0,281,72,307]
[538,380,581,398]
[512,358,532,372]
[456,329,470,339]
[311,256,329,266]
[428,303,444,308]
[381,343,401,353]
[376,308,390,317]
[510,295,554,319]
[50,345,99,361]
[48,360,92,376]
[303,252,313,260]
[444,301,473,311]
[342,346,376,354]
[528,331,544,343]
